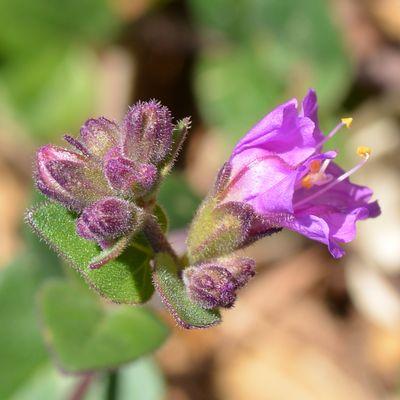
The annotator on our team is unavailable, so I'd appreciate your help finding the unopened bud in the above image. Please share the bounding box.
[122,100,173,165]
[183,256,256,309]
[79,117,119,157]
[183,264,237,309]
[103,147,158,195]
[187,199,257,264]
[76,197,142,245]
[35,145,105,212]
[221,256,256,288]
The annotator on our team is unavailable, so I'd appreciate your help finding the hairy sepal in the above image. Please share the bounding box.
[152,253,221,329]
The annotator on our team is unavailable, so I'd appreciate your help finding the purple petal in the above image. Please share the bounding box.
[288,161,381,257]
[225,152,299,215]
[231,101,319,167]
[300,88,324,143]
[232,98,297,153]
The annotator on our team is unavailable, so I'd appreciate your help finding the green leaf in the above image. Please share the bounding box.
[26,202,154,304]
[8,364,77,400]
[38,280,169,373]
[0,256,61,399]
[117,357,166,400]
[153,253,221,329]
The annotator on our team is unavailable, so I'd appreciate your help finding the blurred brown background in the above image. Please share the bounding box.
[1,0,400,399]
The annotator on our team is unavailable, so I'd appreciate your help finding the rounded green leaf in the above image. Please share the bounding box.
[26,202,154,304]
[38,280,169,373]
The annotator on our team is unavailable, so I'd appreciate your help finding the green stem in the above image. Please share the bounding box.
[106,370,118,400]
[143,214,178,261]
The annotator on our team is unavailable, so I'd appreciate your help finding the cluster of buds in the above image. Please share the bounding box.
[35,101,189,265]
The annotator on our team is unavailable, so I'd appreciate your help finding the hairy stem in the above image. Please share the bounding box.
[143,214,178,260]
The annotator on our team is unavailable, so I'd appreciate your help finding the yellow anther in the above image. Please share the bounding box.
[341,117,353,128]
[357,146,371,158]
[301,175,313,189]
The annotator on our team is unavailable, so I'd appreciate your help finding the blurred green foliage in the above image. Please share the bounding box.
[188,0,352,145]
[158,173,201,230]
[0,257,61,399]
[0,0,119,140]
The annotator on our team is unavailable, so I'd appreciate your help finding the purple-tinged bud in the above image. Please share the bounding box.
[220,256,256,288]
[183,256,256,309]
[35,145,103,211]
[122,100,173,164]
[103,147,158,195]
[183,264,237,309]
[76,197,142,244]
[79,117,119,158]
[187,198,261,264]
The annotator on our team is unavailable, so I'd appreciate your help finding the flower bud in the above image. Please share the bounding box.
[222,256,256,288]
[122,100,173,165]
[103,147,157,195]
[183,256,256,309]
[35,145,104,211]
[79,117,119,158]
[76,197,141,244]
[187,199,258,264]
[187,162,283,263]
[183,264,237,309]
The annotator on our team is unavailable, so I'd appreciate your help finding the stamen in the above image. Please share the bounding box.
[319,159,331,174]
[63,135,91,157]
[301,175,313,189]
[309,160,321,173]
[295,147,371,208]
[356,146,371,159]
[341,117,353,128]
[301,158,333,189]
[317,116,353,148]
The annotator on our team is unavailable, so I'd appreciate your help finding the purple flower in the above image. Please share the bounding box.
[202,89,380,258]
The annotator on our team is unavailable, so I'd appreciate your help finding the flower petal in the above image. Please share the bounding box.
[231,100,319,166]
[225,153,299,215]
